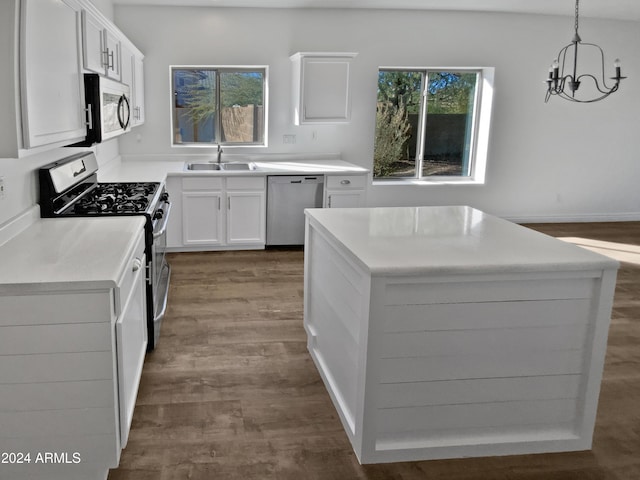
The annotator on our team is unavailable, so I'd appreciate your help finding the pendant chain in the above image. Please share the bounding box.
[574,0,580,34]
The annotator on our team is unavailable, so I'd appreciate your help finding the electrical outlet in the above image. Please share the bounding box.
[0,176,5,200]
[283,134,296,144]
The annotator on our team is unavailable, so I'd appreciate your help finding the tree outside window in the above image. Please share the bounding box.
[172,67,266,146]
[374,69,480,179]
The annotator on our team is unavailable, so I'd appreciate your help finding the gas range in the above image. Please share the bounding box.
[38,151,171,351]
[67,182,159,215]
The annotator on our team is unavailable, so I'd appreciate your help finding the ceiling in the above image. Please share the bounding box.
[112,0,640,21]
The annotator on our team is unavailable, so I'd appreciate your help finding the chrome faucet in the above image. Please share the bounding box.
[217,144,223,164]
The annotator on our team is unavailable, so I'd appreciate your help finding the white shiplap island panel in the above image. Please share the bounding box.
[0,217,147,480]
[303,206,619,464]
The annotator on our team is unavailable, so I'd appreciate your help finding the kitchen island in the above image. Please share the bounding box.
[303,206,619,464]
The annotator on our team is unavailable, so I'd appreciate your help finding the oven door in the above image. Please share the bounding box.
[150,200,171,349]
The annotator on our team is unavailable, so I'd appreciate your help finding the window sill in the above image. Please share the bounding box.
[373,177,485,186]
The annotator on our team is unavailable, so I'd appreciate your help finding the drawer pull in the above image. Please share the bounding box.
[340,179,351,185]
[132,258,142,272]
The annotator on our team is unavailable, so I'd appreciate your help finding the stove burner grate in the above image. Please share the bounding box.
[70,182,158,215]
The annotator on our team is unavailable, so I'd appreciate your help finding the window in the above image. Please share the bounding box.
[374,68,492,182]
[171,66,267,147]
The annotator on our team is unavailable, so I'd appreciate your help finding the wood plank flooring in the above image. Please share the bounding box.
[108,222,640,480]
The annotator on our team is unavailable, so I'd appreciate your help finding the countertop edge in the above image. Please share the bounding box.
[305,206,620,277]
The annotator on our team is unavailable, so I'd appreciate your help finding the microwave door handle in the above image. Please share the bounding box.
[117,95,131,129]
[123,95,131,129]
[117,96,124,128]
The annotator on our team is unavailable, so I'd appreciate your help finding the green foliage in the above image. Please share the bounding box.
[179,70,216,126]
[177,70,264,126]
[220,72,263,107]
[374,101,411,177]
[427,72,477,114]
[377,71,422,114]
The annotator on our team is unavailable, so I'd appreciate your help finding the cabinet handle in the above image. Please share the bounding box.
[86,104,93,130]
[102,49,115,70]
[218,197,221,210]
[340,179,351,185]
[328,195,331,208]
[228,197,231,210]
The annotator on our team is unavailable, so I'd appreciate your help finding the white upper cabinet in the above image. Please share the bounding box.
[291,52,357,125]
[16,0,145,154]
[132,52,145,126]
[121,42,145,127]
[20,0,87,149]
[81,8,121,81]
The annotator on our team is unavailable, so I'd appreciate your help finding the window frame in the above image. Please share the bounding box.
[374,66,494,185]
[170,65,269,148]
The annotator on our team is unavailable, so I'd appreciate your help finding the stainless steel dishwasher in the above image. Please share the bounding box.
[266,175,324,246]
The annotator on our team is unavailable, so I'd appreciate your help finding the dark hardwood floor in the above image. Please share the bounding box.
[108,222,640,480]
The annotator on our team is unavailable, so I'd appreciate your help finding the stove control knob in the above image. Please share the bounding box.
[153,209,164,220]
[160,192,170,202]
[132,257,142,272]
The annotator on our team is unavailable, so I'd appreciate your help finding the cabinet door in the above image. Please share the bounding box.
[132,54,145,126]
[115,253,147,448]
[120,43,134,89]
[182,191,223,246]
[292,53,357,125]
[81,9,106,75]
[20,0,86,148]
[227,191,265,245]
[104,29,121,81]
[303,58,350,122]
[326,190,364,208]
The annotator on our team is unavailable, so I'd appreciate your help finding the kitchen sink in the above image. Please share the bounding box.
[186,162,254,171]
[222,163,253,171]
[187,163,221,170]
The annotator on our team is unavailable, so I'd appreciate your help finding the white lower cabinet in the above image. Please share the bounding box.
[0,228,147,480]
[324,174,367,208]
[170,175,266,250]
[227,191,265,244]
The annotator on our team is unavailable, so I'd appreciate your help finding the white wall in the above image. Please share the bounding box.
[116,6,640,221]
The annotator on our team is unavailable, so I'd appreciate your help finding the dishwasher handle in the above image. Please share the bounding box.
[268,175,324,185]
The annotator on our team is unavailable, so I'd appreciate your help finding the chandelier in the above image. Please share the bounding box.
[545,0,625,103]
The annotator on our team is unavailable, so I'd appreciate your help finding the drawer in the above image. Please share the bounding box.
[182,176,224,191]
[326,174,366,189]
[116,231,146,316]
[226,176,265,190]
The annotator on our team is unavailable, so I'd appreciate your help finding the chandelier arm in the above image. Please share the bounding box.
[557,44,575,82]
[579,42,616,90]
[574,74,617,95]
[554,88,616,103]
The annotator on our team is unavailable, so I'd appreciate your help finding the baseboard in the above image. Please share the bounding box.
[503,212,640,224]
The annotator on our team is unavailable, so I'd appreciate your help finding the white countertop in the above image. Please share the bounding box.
[98,156,368,183]
[305,205,619,275]
[0,216,146,293]
[99,158,185,183]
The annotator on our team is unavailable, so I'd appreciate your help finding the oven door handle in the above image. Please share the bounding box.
[153,201,172,239]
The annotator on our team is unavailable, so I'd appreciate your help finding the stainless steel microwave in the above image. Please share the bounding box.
[71,74,131,146]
